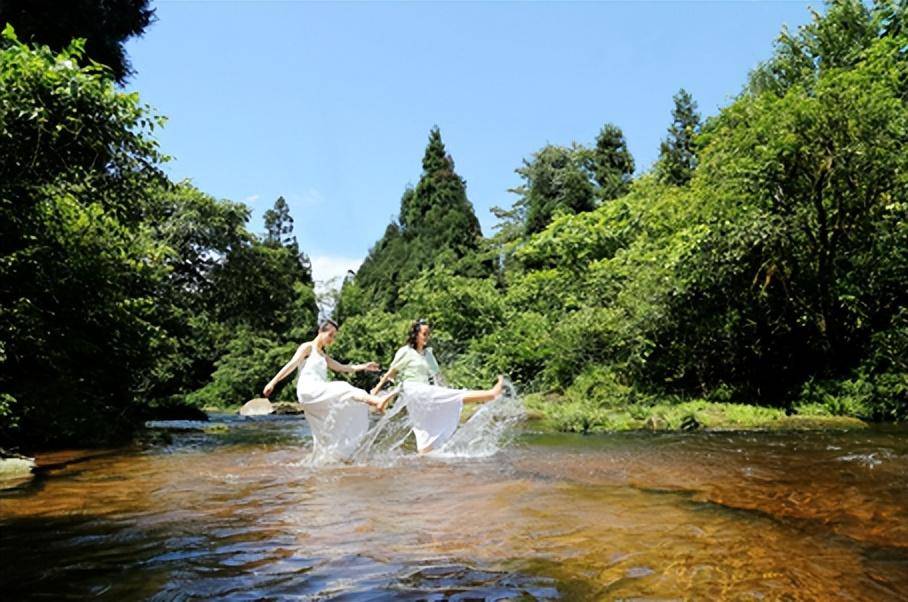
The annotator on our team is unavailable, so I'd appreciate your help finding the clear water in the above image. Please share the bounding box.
[2,406,906,600]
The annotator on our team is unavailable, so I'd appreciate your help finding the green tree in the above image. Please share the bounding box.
[589,123,635,201]
[152,182,251,300]
[401,127,483,255]
[0,0,156,83]
[263,195,312,281]
[657,89,701,186]
[143,182,259,407]
[208,243,317,335]
[340,127,485,314]
[748,0,904,95]
[646,2,908,403]
[515,144,597,235]
[263,196,295,247]
[186,328,300,408]
[0,28,169,446]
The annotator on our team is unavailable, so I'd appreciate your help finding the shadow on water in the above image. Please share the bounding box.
[1,397,907,600]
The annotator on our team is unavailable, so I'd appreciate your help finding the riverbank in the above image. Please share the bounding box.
[198,394,873,434]
[523,394,869,433]
[201,397,869,435]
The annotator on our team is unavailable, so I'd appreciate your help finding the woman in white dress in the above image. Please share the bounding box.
[263,319,396,460]
[371,319,504,453]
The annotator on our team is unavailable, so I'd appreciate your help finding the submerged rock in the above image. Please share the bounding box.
[239,398,274,416]
[203,424,230,434]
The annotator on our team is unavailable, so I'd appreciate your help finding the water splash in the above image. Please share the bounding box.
[345,379,525,464]
[349,394,414,465]
[429,379,525,459]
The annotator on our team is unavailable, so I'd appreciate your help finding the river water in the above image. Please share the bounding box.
[1,409,907,600]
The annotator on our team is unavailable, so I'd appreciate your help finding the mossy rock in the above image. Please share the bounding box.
[643,415,668,431]
[272,401,304,415]
[203,424,230,434]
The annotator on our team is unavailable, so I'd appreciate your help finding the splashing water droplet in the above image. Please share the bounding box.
[345,378,525,465]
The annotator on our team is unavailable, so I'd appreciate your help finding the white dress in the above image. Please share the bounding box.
[296,347,370,461]
[390,346,465,452]
[401,382,464,452]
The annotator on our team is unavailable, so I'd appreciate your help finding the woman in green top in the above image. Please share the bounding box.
[371,319,504,453]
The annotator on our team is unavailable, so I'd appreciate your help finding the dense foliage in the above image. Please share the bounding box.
[656,89,700,186]
[0,29,317,448]
[335,0,908,427]
[0,0,155,83]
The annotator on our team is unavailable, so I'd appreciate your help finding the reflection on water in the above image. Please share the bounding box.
[1,413,907,600]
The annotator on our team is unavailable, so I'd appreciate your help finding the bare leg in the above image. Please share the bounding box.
[351,389,398,412]
[461,375,505,404]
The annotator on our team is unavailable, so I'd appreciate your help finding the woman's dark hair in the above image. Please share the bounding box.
[319,318,339,333]
[406,318,429,348]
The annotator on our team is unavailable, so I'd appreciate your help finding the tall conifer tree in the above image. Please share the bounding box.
[591,123,635,201]
[264,196,294,247]
[341,127,484,313]
[657,89,701,186]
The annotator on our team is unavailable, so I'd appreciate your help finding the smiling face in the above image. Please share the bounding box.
[417,324,430,349]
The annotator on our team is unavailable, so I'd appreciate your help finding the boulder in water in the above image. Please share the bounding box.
[272,401,305,415]
[0,449,36,482]
[239,398,274,416]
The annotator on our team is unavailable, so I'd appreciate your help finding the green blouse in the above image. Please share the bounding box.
[389,345,440,384]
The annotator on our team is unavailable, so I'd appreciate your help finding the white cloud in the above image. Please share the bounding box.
[310,255,363,317]
[244,194,260,203]
[311,255,362,285]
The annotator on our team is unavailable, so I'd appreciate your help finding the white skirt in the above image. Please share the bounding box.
[400,382,465,452]
[297,378,370,461]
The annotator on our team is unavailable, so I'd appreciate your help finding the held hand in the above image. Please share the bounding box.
[361,361,381,373]
[263,382,274,398]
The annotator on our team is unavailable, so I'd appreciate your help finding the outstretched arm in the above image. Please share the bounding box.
[370,367,398,396]
[326,356,380,374]
[263,343,310,397]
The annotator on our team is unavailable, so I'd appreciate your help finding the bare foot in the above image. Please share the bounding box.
[377,390,398,412]
[491,375,505,399]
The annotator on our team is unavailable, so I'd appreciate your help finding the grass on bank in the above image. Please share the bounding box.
[523,394,868,433]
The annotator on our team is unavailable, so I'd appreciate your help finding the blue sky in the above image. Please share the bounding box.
[125,0,815,286]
